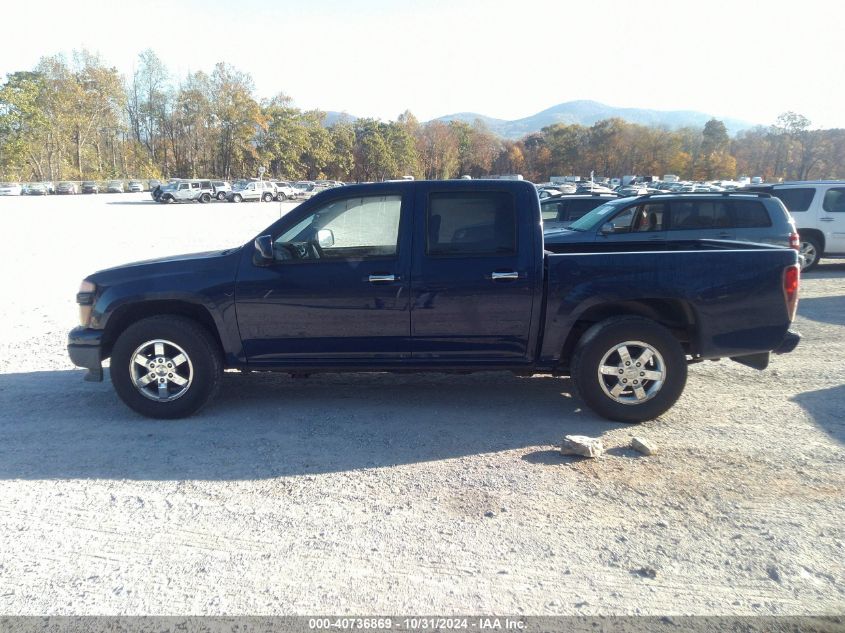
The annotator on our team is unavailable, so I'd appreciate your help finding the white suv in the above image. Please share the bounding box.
[227,181,277,203]
[273,181,298,201]
[753,181,845,270]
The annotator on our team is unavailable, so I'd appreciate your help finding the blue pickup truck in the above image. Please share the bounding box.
[68,180,800,422]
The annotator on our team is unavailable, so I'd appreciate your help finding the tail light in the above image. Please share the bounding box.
[789,231,800,250]
[783,264,799,321]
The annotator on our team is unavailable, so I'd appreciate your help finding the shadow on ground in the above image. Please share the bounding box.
[803,261,845,279]
[791,384,845,445]
[0,369,620,480]
[798,296,845,326]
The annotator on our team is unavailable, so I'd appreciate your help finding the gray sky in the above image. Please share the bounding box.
[1,0,842,128]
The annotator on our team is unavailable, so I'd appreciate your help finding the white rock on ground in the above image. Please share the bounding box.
[561,435,604,458]
[631,437,657,456]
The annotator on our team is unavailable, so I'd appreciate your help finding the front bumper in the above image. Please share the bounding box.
[68,327,104,382]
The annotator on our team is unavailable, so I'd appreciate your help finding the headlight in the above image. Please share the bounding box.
[77,280,96,327]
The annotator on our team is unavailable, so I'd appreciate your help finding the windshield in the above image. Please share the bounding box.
[566,199,628,231]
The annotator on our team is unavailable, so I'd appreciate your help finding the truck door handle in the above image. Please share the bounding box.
[491,271,520,281]
[820,217,835,222]
[716,232,731,238]
[368,274,396,283]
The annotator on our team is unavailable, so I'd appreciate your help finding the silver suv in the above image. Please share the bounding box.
[226,180,277,203]
[544,191,799,253]
[158,180,215,203]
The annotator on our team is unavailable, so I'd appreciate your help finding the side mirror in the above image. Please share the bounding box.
[254,235,274,265]
[316,228,335,248]
[600,222,616,235]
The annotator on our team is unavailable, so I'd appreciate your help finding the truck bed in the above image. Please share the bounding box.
[539,239,799,363]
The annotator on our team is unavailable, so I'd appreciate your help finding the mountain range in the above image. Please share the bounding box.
[324,100,757,139]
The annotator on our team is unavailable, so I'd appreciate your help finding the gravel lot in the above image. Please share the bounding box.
[0,192,842,615]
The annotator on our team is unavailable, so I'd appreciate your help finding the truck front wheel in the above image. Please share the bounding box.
[570,316,687,423]
[110,316,223,419]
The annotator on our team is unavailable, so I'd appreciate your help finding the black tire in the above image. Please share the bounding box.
[110,316,223,419]
[216,191,226,200]
[161,194,173,204]
[200,193,211,203]
[799,233,822,272]
[277,192,287,201]
[570,316,687,423]
[262,192,273,202]
[231,194,242,203]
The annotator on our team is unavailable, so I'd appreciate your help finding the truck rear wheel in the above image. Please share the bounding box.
[216,191,226,200]
[570,316,687,423]
[262,192,273,202]
[110,316,223,419]
[200,193,211,203]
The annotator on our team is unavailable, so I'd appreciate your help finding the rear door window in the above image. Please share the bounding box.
[822,188,845,212]
[669,200,731,230]
[731,201,772,227]
[427,191,516,255]
[772,188,815,212]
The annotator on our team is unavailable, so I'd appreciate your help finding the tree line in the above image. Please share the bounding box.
[1,49,844,183]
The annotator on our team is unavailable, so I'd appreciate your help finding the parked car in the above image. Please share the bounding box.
[541,193,619,231]
[107,180,125,193]
[26,183,49,195]
[81,181,100,194]
[158,180,216,203]
[212,180,231,200]
[127,180,144,192]
[577,183,615,194]
[538,187,563,200]
[544,192,799,252]
[56,181,78,195]
[0,182,23,196]
[294,184,328,200]
[749,181,845,270]
[68,180,800,423]
[616,185,649,197]
[273,181,298,201]
[226,180,277,203]
[292,181,315,197]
